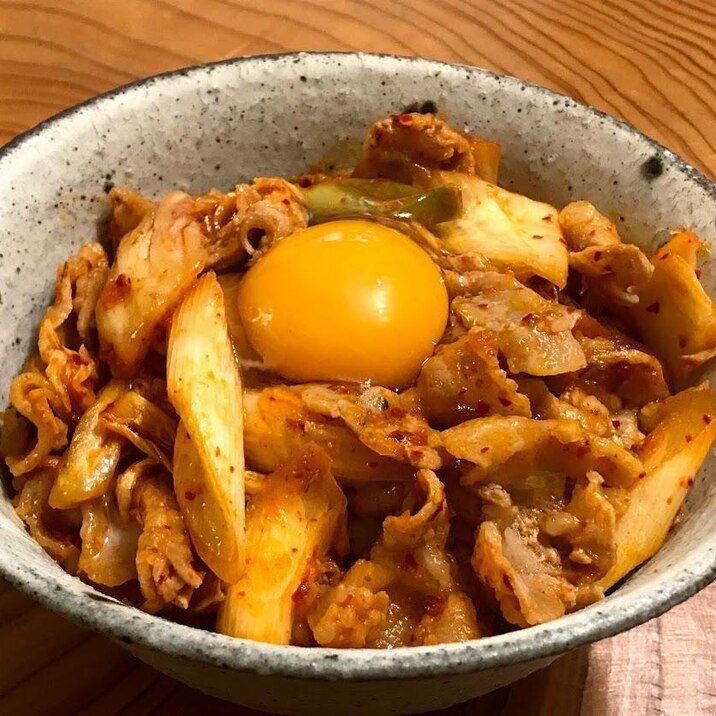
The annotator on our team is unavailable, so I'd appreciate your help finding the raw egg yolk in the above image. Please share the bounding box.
[237,219,448,388]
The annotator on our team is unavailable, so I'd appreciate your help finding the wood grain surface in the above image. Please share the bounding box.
[1,1,715,715]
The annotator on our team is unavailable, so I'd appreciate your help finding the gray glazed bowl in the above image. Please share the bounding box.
[1,53,715,715]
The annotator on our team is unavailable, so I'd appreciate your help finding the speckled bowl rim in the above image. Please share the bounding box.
[1,52,716,681]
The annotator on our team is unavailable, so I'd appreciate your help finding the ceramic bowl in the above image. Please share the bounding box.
[1,53,715,716]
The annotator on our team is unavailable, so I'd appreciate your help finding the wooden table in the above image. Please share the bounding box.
[1,1,715,714]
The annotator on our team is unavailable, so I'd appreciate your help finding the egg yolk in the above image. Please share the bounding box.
[237,219,448,388]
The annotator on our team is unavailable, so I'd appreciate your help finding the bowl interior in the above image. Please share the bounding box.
[1,52,715,679]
